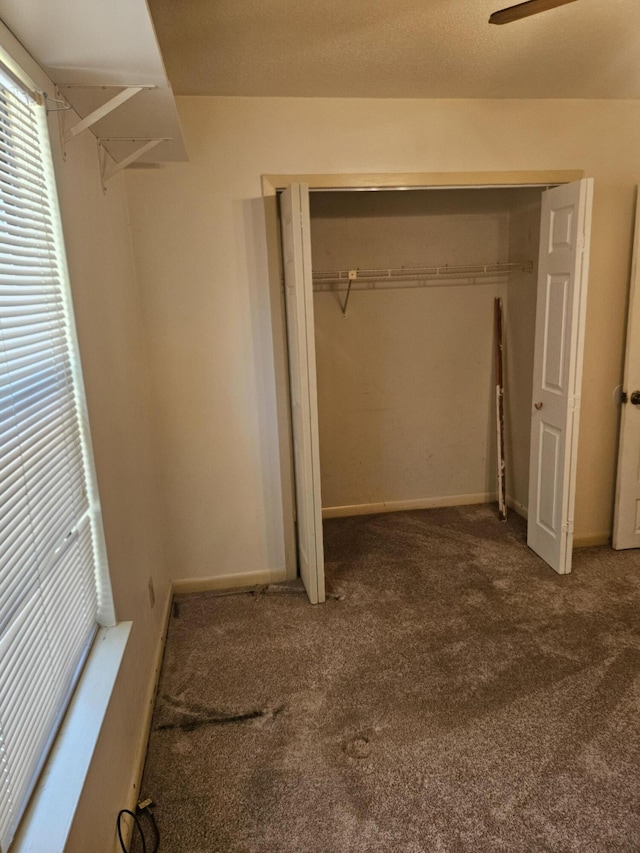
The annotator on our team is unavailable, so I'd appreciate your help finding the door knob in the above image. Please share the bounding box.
[631,391,640,406]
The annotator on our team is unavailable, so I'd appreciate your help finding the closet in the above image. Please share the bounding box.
[278,177,593,604]
[309,187,541,522]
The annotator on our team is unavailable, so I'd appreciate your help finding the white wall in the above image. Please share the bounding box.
[309,189,513,268]
[125,96,640,581]
[310,189,513,512]
[0,24,171,853]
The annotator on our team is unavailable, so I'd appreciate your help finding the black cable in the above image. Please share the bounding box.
[116,800,160,853]
[117,809,147,853]
[147,808,160,853]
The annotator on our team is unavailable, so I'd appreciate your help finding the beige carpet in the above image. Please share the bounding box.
[137,505,640,852]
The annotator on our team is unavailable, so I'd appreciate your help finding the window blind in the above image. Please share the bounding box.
[0,69,112,851]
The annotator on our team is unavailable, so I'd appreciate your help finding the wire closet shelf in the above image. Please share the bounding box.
[311,261,534,315]
[312,261,533,290]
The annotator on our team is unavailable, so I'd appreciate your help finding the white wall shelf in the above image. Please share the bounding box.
[0,0,187,167]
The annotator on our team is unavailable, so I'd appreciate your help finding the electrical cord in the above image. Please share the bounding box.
[146,805,160,852]
[117,810,146,853]
[117,799,160,853]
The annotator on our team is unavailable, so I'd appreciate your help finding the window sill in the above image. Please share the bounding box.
[10,622,132,853]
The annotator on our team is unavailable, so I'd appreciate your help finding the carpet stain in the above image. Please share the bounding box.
[344,735,372,759]
[201,583,345,601]
[156,708,265,732]
[155,694,285,732]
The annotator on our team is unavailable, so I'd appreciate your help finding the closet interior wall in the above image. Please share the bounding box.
[310,187,542,518]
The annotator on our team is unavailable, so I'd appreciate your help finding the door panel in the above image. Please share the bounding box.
[281,183,325,603]
[542,275,569,392]
[537,422,561,534]
[527,179,593,574]
[613,188,640,549]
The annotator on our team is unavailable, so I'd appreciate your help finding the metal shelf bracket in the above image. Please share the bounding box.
[61,85,155,145]
[99,138,169,192]
[98,136,166,192]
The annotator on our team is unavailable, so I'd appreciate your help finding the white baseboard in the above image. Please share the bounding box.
[506,496,528,520]
[171,567,288,595]
[125,584,173,828]
[503,498,609,547]
[574,532,611,548]
[322,493,497,519]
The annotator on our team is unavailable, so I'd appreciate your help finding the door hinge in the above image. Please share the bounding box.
[562,519,575,534]
[578,233,586,252]
[570,394,581,412]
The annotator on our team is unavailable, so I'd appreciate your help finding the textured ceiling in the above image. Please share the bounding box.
[148,0,640,99]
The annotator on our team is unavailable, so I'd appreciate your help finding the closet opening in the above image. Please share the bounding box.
[310,186,539,523]
[264,172,592,604]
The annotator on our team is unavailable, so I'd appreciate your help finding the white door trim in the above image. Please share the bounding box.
[280,183,325,603]
[613,186,640,549]
[263,170,587,580]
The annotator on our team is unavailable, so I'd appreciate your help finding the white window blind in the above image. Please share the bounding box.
[0,67,113,852]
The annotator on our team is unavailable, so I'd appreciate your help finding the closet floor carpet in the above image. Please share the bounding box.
[137,505,640,852]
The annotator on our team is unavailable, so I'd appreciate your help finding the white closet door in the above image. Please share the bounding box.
[613,188,640,549]
[281,183,325,604]
[527,179,593,574]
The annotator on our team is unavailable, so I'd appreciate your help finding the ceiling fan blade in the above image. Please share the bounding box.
[489,0,579,25]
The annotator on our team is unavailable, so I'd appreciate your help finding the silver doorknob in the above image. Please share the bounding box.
[631,391,640,406]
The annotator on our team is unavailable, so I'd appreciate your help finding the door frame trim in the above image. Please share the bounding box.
[613,185,640,549]
[262,170,585,578]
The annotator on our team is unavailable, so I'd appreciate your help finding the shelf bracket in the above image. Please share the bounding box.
[99,138,167,192]
[63,85,155,144]
[341,269,358,317]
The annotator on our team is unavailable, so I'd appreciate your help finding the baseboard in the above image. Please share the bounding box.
[124,584,173,832]
[122,587,173,850]
[503,499,609,547]
[322,493,497,519]
[171,567,288,595]
[574,532,611,548]
[506,496,528,520]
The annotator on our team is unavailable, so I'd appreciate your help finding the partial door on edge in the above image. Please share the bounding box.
[613,187,640,550]
[527,178,593,574]
[280,183,325,603]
